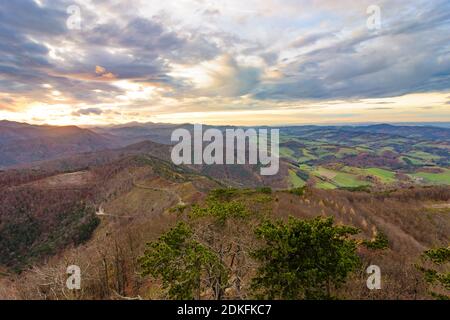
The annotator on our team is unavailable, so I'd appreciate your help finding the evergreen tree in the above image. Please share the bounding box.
[139,222,228,300]
[416,246,450,299]
[251,216,360,299]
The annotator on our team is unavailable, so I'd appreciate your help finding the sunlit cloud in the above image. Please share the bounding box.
[0,0,449,125]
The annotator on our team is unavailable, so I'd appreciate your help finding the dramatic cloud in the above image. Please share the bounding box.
[0,0,448,125]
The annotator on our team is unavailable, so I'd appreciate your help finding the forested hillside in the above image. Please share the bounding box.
[1,147,448,299]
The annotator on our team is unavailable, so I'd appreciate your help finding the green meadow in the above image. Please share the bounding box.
[288,169,306,187]
[411,168,450,185]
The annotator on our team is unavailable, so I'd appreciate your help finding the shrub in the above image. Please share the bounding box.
[416,246,450,299]
[363,232,389,250]
[289,186,307,196]
[256,187,272,194]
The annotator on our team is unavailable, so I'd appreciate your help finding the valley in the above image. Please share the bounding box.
[280,125,450,189]
[0,121,449,300]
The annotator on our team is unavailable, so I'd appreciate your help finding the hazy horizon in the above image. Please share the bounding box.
[3,118,450,129]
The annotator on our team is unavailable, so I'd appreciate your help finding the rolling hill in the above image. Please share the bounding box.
[0,121,123,168]
[2,121,449,188]
[0,122,449,299]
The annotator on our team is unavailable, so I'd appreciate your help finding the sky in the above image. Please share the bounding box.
[0,0,449,126]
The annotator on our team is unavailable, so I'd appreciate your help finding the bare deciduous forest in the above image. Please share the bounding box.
[1,152,448,300]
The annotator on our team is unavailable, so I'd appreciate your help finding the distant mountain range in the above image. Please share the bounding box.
[1,120,450,174]
[0,120,122,168]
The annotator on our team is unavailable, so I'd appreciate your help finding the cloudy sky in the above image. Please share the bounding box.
[0,0,449,125]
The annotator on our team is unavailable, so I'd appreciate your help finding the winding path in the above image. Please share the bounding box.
[95,171,185,218]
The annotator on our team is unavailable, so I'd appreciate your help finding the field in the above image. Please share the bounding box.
[344,167,397,184]
[288,168,306,187]
[310,166,370,188]
[410,168,450,185]
[279,125,450,189]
